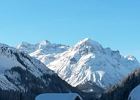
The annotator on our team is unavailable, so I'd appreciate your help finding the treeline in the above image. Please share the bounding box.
[0,90,35,100]
[99,69,140,100]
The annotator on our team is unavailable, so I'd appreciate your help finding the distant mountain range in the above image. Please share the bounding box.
[0,38,139,100]
[17,38,140,93]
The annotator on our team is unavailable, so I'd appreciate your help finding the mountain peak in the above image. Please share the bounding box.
[76,38,101,46]
[80,38,92,42]
[17,41,33,49]
[39,40,51,45]
[78,38,94,43]
[38,40,51,49]
[74,38,103,52]
[125,55,137,61]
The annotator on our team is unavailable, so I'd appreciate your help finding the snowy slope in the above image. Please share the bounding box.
[17,38,140,91]
[0,43,54,91]
[128,85,140,100]
[36,93,82,100]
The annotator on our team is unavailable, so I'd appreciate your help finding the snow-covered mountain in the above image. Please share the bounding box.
[17,38,140,92]
[0,43,81,100]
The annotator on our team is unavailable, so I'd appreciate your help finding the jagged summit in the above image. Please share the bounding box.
[17,40,69,65]
[38,40,51,50]
[76,38,100,46]
[71,38,103,56]
[17,41,32,48]
[125,55,137,61]
[76,38,93,45]
[17,40,69,53]
[39,40,51,45]
[74,38,102,49]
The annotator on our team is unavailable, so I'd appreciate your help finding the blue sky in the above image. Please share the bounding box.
[0,0,140,60]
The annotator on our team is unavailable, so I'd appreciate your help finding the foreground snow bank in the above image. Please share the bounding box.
[128,85,140,100]
[36,93,82,100]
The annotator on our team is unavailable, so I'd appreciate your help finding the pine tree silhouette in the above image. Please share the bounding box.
[75,96,81,100]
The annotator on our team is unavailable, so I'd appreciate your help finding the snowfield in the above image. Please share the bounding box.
[36,93,82,100]
[128,85,140,100]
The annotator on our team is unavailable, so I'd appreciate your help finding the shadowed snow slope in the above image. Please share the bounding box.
[0,43,53,91]
[0,43,83,100]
